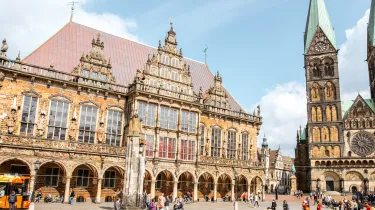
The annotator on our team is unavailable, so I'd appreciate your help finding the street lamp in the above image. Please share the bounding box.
[29,159,41,210]
[233,171,238,210]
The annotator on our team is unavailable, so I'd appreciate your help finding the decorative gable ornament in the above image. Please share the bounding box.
[203,71,231,110]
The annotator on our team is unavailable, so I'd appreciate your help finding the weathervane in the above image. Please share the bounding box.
[67,1,79,22]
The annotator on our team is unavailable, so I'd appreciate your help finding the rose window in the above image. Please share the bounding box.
[350,132,375,156]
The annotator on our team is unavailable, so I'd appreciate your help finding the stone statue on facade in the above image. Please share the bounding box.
[222,139,227,158]
[36,110,47,137]
[237,143,241,158]
[205,138,210,156]
[6,97,17,134]
[257,105,261,116]
[1,39,8,58]
[0,71,4,87]
[68,107,78,142]
[97,112,105,143]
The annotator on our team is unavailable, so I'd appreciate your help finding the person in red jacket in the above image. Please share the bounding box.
[365,202,371,210]
[317,200,322,210]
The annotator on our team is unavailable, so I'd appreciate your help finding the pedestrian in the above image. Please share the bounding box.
[165,195,170,210]
[158,193,166,210]
[60,191,64,203]
[254,193,259,208]
[271,199,277,210]
[69,188,75,205]
[114,198,121,210]
[283,200,289,210]
[149,198,156,210]
[8,191,17,210]
[317,200,322,210]
[250,193,253,204]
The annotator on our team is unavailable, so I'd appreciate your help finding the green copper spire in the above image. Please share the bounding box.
[369,0,375,46]
[304,0,337,53]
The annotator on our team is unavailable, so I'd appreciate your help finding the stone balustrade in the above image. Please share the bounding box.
[0,134,126,156]
[198,155,258,168]
[203,105,262,123]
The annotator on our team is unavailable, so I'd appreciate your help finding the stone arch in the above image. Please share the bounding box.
[101,165,125,201]
[250,176,263,194]
[344,160,349,165]
[237,175,249,195]
[311,83,321,101]
[332,161,337,166]
[370,172,375,181]
[326,105,332,122]
[317,106,323,122]
[332,105,337,121]
[363,160,368,166]
[350,160,356,165]
[356,160,362,165]
[315,161,320,166]
[217,173,232,198]
[322,171,340,191]
[370,160,375,165]
[338,160,343,166]
[333,146,340,158]
[143,170,152,194]
[326,161,332,167]
[322,57,334,77]
[155,170,175,197]
[312,146,320,158]
[177,171,195,197]
[71,163,100,201]
[198,172,215,199]
[0,157,32,174]
[321,126,329,142]
[320,146,326,158]
[35,160,69,196]
[311,106,317,122]
[324,81,336,100]
[313,127,321,142]
[345,171,364,181]
[321,161,326,165]
[100,165,125,178]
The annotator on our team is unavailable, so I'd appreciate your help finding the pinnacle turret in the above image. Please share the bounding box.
[368,0,375,47]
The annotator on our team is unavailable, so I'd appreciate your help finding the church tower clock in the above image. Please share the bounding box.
[304,0,344,163]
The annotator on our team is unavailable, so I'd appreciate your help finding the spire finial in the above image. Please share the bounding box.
[169,17,173,30]
[16,51,21,61]
[67,1,78,22]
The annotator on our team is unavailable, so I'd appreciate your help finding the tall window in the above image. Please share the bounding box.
[211,128,221,157]
[180,140,195,161]
[156,174,163,189]
[78,106,98,143]
[138,102,147,123]
[181,111,189,132]
[199,126,205,155]
[145,134,154,157]
[160,106,177,130]
[45,168,59,187]
[76,169,89,187]
[241,133,249,160]
[227,131,236,159]
[181,111,197,133]
[159,137,176,159]
[20,96,38,136]
[106,110,122,146]
[104,171,116,188]
[138,102,156,127]
[47,100,69,140]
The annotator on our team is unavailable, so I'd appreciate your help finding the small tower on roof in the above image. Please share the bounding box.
[368,0,375,99]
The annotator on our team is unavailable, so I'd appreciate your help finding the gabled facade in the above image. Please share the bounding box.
[0,20,265,204]
[296,0,375,194]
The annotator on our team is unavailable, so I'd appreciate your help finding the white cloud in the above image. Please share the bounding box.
[255,82,307,156]
[257,9,372,157]
[339,9,370,100]
[0,0,138,60]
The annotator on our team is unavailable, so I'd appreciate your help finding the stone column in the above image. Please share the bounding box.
[262,185,265,201]
[29,175,35,193]
[231,181,235,201]
[213,183,217,201]
[150,180,156,199]
[64,177,71,203]
[290,175,297,196]
[193,182,198,201]
[173,181,178,200]
[247,183,250,200]
[96,179,102,204]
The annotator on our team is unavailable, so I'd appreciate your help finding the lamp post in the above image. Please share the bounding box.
[29,159,41,210]
[233,171,238,210]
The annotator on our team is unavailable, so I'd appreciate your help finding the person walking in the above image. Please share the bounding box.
[254,193,259,208]
[114,198,121,210]
[149,199,156,210]
[271,199,277,210]
[8,191,17,210]
[165,195,170,210]
[317,200,322,210]
[69,189,75,205]
[282,200,289,210]
[158,193,166,210]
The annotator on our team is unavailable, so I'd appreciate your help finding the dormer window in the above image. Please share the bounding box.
[171,71,179,81]
[81,69,89,78]
[99,73,107,81]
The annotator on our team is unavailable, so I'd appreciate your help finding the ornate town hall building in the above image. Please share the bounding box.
[295,0,375,194]
[0,20,264,203]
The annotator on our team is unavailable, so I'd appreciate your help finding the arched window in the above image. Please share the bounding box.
[241,133,249,160]
[227,130,236,159]
[321,126,329,142]
[332,105,337,121]
[313,127,321,142]
[325,105,332,122]
[211,127,221,157]
[330,126,338,142]
[317,106,322,122]
[199,125,205,155]
[311,83,321,101]
[311,106,317,122]
[325,82,336,100]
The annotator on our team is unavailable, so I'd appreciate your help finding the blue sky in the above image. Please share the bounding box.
[0,0,372,156]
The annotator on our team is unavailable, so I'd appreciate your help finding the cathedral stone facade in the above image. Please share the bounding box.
[295,0,375,194]
[0,21,265,203]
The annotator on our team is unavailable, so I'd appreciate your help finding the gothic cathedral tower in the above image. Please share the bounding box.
[304,0,344,183]
[368,0,375,99]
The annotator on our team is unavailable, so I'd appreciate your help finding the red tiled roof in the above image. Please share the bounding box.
[22,22,243,111]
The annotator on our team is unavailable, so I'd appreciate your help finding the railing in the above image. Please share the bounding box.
[203,105,261,122]
[199,155,258,167]
[129,82,200,102]
[0,59,128,93]
[0,134,126,156]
